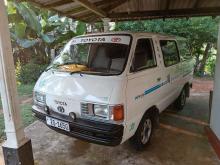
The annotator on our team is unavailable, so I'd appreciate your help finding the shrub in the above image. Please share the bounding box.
[17,62,47,84]
[15,60,22,86]
[206,56,216,77]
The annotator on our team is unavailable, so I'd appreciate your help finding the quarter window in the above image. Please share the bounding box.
[131,39,156,72]
[160,40,180,67]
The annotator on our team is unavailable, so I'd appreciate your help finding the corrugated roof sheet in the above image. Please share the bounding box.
[26,0,220,22]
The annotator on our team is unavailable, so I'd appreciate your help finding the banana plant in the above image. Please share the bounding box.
[7,1,87,64]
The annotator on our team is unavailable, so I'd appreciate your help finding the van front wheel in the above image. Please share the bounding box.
[175,88,186,111]
[130,113,153,150]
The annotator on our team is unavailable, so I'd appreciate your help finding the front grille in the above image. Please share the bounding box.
[81,103,89,115]
[81,103,96,118]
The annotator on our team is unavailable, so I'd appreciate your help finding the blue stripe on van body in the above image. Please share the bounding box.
[144,84,161,95]
[135,80,170,100]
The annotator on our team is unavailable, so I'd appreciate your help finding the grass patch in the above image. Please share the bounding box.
[0,104,35,141]
[21,104,36,126]
[0,115,4,140]
[0,83,35,141]
[0,83,34,109]
[17,83,35,96]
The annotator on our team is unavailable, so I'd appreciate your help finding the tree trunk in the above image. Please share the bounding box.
[194,53,200,73]
[198,43,212,76]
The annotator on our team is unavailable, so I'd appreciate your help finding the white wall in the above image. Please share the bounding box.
[210,23,220,140]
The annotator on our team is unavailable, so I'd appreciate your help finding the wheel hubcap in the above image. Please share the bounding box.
[141,118,152,144]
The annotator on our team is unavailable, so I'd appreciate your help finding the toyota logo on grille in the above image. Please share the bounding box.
[57,106,65,113]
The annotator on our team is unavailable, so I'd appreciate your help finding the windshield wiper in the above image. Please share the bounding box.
[70,71,83,75]
[60,62,75,65]
[59,62,85,66]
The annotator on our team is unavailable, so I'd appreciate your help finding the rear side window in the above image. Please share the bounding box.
[160,40,180,67]
[177,40,192,61]
[131,38,156,72]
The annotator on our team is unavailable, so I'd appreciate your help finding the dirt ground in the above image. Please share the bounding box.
[191,77,213,93]
[0,78,219,165]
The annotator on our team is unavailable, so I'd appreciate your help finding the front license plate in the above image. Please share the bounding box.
[46,116,70,132]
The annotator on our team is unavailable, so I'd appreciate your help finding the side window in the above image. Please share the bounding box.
[131,38,156,72]
[178,40,192,61]
[160,40,180,67]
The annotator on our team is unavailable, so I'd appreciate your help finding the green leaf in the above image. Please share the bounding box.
[17,39,38,48]
[10,32,33,49]
[51,31,76,47]
[15,22,27,38]
[48,15,59,22]
[43,25,58,33]
[40,33,55,43]
[40,19,47,28]
[10,32,17,41]
[14,2,42,33]
[7,1,16,14]
[8,13,23,24]
[76,21,86,35]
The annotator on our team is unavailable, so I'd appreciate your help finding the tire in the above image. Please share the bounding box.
[175,87,186,111]
[130,113,154,150]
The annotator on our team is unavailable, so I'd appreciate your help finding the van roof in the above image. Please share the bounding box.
[76,31,184,40]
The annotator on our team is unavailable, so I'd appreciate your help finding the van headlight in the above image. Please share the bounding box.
[94,104,109,119]
[81,103,124,122]
[34,91,46,105]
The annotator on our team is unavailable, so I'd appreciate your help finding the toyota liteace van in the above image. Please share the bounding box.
[32,32,194,150]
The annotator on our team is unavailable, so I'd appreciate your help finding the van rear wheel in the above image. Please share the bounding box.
[129,113,153,150]
[175,88,186,111]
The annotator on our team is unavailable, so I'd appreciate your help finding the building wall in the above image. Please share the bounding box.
[210,24,220,140]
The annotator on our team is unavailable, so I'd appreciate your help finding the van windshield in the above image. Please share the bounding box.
[51,35,131,75]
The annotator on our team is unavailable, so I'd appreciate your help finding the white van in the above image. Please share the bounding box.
[32,32,194,149]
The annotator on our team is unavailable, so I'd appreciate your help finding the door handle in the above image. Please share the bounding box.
[157,77,161,82]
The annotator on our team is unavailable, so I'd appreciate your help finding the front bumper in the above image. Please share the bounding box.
[32,108,124,146]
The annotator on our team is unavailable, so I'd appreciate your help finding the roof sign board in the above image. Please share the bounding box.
[71,35,131,45]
